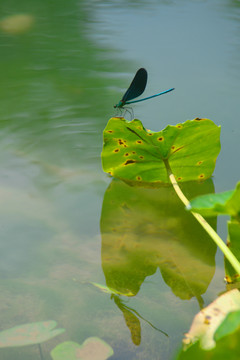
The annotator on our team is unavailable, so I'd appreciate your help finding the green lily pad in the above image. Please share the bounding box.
[101,117,220,184]
[0,321,65,347]
[188,182,240,218]
[51,337,114,360]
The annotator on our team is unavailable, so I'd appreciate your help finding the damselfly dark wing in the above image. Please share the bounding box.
[121,68,148,103]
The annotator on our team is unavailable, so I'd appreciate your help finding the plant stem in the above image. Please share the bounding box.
[165,160,240,275]
[38,344,44,360]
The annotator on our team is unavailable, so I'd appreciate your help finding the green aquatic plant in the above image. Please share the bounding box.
[101,117,240,274]
[188,182,240,219]
[102,116,240,359]
[102,117,220,184]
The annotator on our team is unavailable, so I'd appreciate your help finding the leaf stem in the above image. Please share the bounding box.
[165,161,240,275]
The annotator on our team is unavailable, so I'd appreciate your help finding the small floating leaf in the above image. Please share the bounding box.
[183,289,240,350]
[51,337,114,360]
[0,14,34,34]
[102,117,221,184]
[0,321,65,347]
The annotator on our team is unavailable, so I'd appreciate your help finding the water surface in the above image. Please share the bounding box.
[0,0,239,359]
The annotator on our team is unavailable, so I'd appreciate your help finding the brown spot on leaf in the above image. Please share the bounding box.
[157,137,164,142]
[114,148,120,153]
[177,177,182,181]
[139,155,144,159]
[177,125,182,129]
[124,159,136,165]
[118,139,124,145]
[132,151,136,154]
[136,140,143,144]
[204,315,211,325]
[199,174,205,179]
[213,308,221,316]
[107,130,114,133]
[136,176,142,181]
[173,146,184,153]
[124,153,130,157]
[197,161,203,165]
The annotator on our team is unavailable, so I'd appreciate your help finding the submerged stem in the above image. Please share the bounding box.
[38,344,44,360]
[164,160,240,275]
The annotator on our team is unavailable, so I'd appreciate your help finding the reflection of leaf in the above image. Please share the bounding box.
[113,296,141,346]
[101,179,217,300]
[0,321,65,347]
[121,307,141,346]
[51,337,114,360]
[102,117,220,183]
[183,289,240,350]
[188,182,240,218]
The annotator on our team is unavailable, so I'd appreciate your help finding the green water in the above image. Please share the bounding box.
[0,0,239,359]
